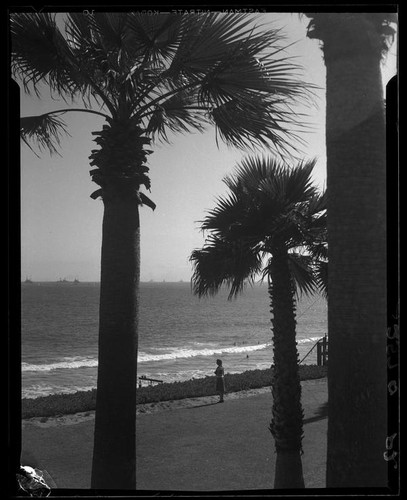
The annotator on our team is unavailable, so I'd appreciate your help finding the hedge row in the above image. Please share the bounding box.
[22,364,327,419]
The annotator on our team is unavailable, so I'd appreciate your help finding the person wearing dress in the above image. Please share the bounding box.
[215,359,225,403]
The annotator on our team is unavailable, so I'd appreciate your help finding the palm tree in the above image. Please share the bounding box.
[190,157,327,488]
[304,13,397,488]
[10,12,314,489]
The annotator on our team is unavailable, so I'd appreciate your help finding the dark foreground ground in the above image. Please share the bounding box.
[21,378,328,492]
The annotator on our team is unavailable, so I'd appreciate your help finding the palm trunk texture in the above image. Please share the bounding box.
[269,249,305,489]
[323,21,388,487]
[91,198,140,489]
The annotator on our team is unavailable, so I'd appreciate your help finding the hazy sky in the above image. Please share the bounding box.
[18,12,397,282]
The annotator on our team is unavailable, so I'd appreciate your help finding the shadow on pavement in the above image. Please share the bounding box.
[186,401,221,409]
[304,402,328,424]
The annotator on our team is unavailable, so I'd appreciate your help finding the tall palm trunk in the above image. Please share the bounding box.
[322,17,388,487]
[269,248,305,489]
[91,197,140,489]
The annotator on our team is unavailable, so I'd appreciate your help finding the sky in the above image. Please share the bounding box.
[17,12,398,282]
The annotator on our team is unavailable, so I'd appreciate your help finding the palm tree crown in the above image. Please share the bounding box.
[11,12,314,205]
[305,13,397,60]
[191,156,327,299]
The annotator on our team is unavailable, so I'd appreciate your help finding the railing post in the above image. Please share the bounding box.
[322,336,328,365]
[317,340,322,366]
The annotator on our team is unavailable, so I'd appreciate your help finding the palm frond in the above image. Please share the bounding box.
[225,155,276,191]
[126,13,184,65]
[11,13,80,99]
[11,13,115,113]
[90,13,130,52]
[200,191,246,234]
[287,253,319,299]
[167,14,257,79]
[65,13,130,109]
[203,156,325,247]
[258,158,318,205]
[144,89,208,141]
[306,189,327,215]
[294,191,327,254]
[306,237,328,261]
[209,96,296,153]
[64,12,94,46]
[67,13,134,72]
[20,113,70,155]
[132,13,314,155]
[190,236,263,300]
[315,260,328,298]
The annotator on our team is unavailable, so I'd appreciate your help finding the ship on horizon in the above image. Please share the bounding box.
[57,276,81,284]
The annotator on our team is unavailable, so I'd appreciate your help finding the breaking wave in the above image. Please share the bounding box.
[138,336,324,363]
[22,357,98,372]
[22,336,325,372]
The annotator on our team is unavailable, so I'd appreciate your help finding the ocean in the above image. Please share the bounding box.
[21,282,327,399]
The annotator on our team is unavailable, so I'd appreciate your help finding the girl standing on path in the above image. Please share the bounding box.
[215,359,225,403]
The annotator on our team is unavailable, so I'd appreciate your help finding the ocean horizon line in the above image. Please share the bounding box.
[21,280,197,284]
[20,280,275,290]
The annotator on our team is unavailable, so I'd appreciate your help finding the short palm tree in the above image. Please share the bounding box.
[10,12,313,489]
[190,157,327,489]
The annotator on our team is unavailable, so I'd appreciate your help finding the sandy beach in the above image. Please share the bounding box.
[21,377,327,491]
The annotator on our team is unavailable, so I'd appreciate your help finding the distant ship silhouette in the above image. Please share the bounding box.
[57,277,80,284]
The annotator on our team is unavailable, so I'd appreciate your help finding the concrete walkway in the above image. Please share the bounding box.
[136,378,327,492]
[21,378,327,492]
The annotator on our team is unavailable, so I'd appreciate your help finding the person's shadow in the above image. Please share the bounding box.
[186,401,221,409]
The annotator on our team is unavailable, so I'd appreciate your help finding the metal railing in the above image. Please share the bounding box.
[299,335,328,366]
[137,375,164,388]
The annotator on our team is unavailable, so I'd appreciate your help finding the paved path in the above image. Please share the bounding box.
[21,378,327,492]
[136,378,327,492]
